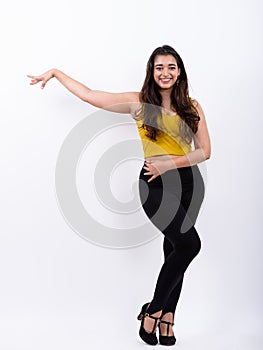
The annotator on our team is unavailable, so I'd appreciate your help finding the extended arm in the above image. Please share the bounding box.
[27,68,139,114]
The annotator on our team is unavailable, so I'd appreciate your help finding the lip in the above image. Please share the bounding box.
[160,78,172,83]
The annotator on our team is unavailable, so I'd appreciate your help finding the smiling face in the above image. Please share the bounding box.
[153,54,181,91]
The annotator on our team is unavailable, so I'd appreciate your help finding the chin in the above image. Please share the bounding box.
[158,83,175,90]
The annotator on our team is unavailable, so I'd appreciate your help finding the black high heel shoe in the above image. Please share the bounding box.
[158,319,176,346]
[137,303,159,345]
[137,302,150,321]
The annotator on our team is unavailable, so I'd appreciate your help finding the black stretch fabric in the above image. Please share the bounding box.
[139,164,205,315]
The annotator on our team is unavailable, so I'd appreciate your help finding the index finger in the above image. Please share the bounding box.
[147,175,156,183]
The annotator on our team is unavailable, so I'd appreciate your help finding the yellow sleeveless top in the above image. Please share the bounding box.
[135,111,192,158]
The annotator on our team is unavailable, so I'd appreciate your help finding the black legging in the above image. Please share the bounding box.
[139,163,205,315]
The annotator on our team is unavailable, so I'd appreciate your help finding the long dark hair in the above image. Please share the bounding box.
[138,45,200,144]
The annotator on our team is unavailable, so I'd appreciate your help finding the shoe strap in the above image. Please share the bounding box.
[159,320,174,337]
[143,312,160,333]
[144,312,160,321]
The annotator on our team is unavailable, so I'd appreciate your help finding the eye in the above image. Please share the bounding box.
[156,67,162,71]
[170,67,176,70]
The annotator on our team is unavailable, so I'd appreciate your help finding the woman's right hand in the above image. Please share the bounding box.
[27,69,55,89]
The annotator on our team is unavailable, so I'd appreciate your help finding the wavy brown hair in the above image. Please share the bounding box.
[138,45,200,144]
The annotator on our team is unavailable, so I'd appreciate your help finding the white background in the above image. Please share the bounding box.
[1,0,263,349]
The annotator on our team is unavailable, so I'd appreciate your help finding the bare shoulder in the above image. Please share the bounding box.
[191,98,201,109]
[190,98,206,120]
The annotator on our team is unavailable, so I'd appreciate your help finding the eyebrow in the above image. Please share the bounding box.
[155,63,177,67]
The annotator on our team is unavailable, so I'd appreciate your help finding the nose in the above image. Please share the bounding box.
[162,67,169,76]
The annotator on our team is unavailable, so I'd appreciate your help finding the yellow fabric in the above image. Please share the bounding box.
[136,112,193,158]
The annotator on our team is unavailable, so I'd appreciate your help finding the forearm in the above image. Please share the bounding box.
[170,148,209,169]
[52,69,91,101]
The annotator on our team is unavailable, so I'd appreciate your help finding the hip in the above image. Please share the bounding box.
[139,162,203,191]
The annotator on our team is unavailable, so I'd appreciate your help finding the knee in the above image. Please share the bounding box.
[181,232,201,260]
[191,233,202,258]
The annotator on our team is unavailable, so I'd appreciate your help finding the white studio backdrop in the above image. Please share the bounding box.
[0,0,263,349]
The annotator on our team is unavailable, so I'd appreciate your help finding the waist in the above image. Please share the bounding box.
[145,154,184,162]
[139,162,199,188]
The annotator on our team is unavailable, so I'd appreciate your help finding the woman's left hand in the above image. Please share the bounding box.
[143,159,174,182]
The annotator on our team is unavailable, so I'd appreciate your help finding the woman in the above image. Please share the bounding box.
[27,45,211,346]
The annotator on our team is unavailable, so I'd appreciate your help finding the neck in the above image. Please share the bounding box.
[159,88,173,110]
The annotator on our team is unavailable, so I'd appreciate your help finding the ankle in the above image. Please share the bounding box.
[148,310,162,318]
[145,302,162,317]
[161,311,174,322]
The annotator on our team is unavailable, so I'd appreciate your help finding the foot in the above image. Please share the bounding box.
[143,310,162,334]
[160,312,174,336]
[138,303,162,346]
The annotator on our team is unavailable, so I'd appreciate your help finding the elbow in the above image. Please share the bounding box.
[79,94,90,103]
[81,90,99,106]
[204,150,211,160]
[82,94,93,104]
[198,148,211,160]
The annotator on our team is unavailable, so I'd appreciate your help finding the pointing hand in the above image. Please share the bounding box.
[27,69,55,89]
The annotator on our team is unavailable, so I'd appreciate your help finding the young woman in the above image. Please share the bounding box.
[27,45,211,346]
